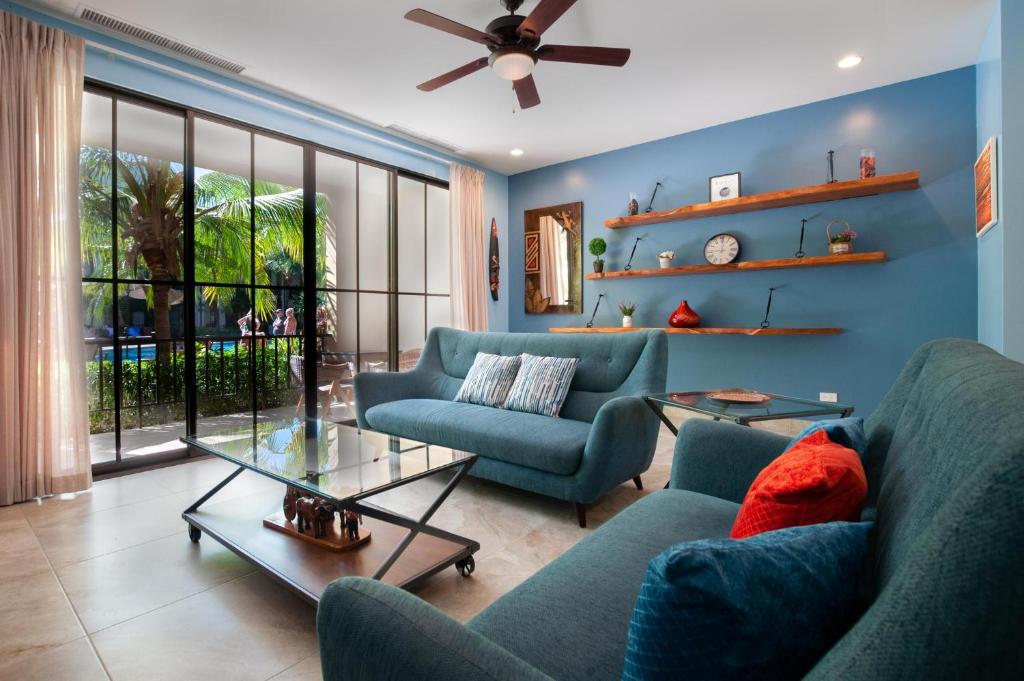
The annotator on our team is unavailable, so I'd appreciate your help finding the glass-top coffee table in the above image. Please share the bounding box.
[645,390,854,434]
[180,418,479,603]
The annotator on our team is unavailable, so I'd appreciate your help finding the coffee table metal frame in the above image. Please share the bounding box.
[180,428,480,603]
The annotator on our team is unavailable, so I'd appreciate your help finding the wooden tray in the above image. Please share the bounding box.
[705,389,772,404]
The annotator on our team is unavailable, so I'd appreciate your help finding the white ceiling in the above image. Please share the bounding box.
[38,0,994,175]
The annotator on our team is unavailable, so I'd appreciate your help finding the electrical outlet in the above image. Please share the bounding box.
[819,392,838,403]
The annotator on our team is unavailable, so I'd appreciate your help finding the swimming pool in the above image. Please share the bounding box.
[98,340,238,363]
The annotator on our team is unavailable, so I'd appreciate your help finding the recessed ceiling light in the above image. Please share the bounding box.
[837,55,863,69]
[510,148,524,157]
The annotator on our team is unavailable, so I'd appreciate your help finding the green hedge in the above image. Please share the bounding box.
[86,342,299,433]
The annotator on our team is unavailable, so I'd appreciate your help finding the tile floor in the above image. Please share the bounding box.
[1,415,801,680]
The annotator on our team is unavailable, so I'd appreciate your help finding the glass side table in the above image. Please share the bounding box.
[645,391,854,435]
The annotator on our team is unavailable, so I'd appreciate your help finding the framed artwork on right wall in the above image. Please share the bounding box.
[975,136,998,238]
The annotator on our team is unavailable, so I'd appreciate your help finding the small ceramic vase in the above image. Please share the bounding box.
[622,315,634,328]
[658,256,673,269]
[668,300,700,328]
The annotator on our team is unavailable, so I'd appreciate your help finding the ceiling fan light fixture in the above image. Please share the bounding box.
[489,48,535,80]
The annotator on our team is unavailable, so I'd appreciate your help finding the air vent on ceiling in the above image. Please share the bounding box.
[386,124,461,155]
[78,6,245,74]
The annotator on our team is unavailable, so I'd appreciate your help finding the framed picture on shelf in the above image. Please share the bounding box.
[975,137,998,238]
[709,172,741,202]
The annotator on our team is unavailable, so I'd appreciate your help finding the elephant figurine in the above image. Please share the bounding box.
[283,487,300,522]
[314,501,336,539]
[294,496,318,535]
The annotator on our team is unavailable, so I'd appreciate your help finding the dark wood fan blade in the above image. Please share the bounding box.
[513,74,541,109]
[517,0,578,39]
[537,44,631,67]
[405,9,497,45]
[417,57,489,92]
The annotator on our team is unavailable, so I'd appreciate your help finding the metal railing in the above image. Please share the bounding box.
[84,333,305,432]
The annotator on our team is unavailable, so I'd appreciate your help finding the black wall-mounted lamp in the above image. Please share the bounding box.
[645,182,663,213]
[795,218,808,258]
[624,235,645,271]
[761,287,778,329]
[585,293,606,328]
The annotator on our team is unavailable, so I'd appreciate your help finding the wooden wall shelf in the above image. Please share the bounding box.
[586,251,886,280]
[603,171,920,229]
[549,327,841,336]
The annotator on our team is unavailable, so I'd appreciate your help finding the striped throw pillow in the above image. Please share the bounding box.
[454,352,522,408]
[503,353,580,417]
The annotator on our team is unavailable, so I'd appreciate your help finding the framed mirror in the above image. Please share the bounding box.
[524,202,583,314]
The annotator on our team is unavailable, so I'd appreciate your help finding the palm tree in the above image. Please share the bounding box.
[79,146,327,358]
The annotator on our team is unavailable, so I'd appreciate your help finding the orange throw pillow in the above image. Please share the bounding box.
[730,430,868,539]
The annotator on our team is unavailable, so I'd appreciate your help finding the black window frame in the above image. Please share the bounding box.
[82,79,449,475]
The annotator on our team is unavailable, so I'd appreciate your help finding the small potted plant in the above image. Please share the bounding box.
[618,301,637,328]
[588,237,607,274]
[826,219,857,255]
[658,250,675,269]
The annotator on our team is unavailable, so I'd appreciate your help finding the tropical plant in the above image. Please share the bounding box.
[618,301,637,316]
[78,146,329,359]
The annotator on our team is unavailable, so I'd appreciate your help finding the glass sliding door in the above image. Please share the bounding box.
[253,134,305,421]
[80,82,449,471]
[397,175,451,372]
[80,88,188,467]
[192,120,308,431]
[314,153,399,420]
[193,117,254,431]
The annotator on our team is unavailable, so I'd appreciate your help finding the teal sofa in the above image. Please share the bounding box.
[321,339,1024,680]
[354,327,667,526]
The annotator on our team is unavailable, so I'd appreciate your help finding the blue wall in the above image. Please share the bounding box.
[974,0,1024,362]
[999,0,1024,361]
[1,0,510,331]
[976,4,1004,352]
[508,68,979,414]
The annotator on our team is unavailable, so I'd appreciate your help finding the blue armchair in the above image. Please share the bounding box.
[354,327,668,526]
[322,339,1024,680]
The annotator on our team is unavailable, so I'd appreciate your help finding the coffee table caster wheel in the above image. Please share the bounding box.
[456,555,475,577]
[188,524,201,543]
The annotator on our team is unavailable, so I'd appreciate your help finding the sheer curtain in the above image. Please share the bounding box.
[0,12,90,505]
[538,215,568,305]
[449,163,489,331]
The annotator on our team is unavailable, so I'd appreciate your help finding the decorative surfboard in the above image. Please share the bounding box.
[489,218,500,301]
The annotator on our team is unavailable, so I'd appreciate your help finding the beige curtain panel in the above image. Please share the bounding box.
[449,162,489,332]
[0,12,91,505]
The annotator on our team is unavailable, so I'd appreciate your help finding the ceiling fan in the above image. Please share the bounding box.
[405,0,631,109]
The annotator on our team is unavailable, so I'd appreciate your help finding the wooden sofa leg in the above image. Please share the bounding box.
[575,503,587,528]
[633,476,643,490]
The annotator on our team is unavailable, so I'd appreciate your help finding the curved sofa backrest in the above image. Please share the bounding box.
[417,327,667,422]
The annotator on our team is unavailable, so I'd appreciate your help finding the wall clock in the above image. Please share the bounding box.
[704,233,741,265]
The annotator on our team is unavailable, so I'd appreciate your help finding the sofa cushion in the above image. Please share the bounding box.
[503,353,580,417]
[788,417,867,457]
[731,430,867,539]
[364,399,590,475]
[623,521,873,681]
[468,489,739,681]
[454,352,521,408]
